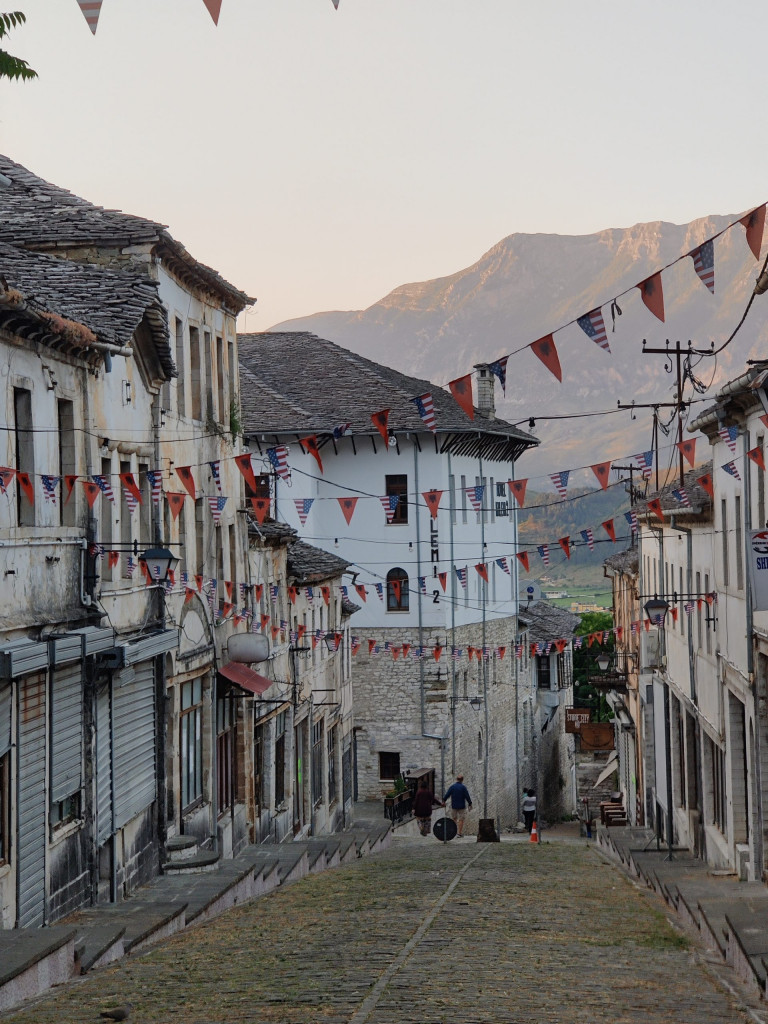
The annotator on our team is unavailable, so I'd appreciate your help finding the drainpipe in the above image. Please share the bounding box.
[669,518,696,704]
[511,460,521,825]
[479,445,489,819]
[447,451,457,775]
[413,442,442,761]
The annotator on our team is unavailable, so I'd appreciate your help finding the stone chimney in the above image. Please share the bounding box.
[473,364,495,419]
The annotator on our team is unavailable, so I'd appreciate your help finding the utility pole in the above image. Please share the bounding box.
[616,398,689,493]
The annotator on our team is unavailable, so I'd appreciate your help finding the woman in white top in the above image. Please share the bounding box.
[522,789,537,833]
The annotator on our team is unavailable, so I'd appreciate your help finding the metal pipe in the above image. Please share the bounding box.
[479,447,489,819]
[447,450,457,774]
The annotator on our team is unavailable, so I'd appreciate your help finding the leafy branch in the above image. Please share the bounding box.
[0,12,37,81]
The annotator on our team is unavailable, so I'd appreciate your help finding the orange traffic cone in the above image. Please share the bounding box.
[530,820,539,843]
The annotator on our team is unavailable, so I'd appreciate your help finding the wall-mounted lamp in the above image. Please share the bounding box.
[122,380,132,405]
[449,695,483,712]
[644,595,670,624]
[324,632,343,653]
[140,546,178,582]
[596,652,611,672]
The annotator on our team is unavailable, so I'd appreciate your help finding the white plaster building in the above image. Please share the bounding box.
[238,332,539,829]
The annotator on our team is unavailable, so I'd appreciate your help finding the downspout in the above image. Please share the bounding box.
[152,393,168,855]
[669,518,696,704]
[511,458,521,825]
[480,444,489,819]
[414,442,442,757]
[447,451,457,775]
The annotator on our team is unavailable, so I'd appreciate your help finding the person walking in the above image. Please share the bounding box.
[412,778,444,836]
[443,774,473,837]
[522,788,537,834]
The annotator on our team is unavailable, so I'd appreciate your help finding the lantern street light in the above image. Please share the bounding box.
[596,651,610,672]
[644,595,670,624]
[140,546,178,583]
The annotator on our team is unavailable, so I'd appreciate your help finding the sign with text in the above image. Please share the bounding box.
[750,530,768,612]
[565,707,592,733]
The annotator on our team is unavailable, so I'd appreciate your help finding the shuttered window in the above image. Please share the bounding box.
[113,661,156,830]
[50,665,83,805]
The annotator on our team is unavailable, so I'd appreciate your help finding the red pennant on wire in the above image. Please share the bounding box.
[676,439,697,468]
[108,550,119,570]
[321,585,331,606]
[475,563,488,582]
[120,471,143,505]
[638,272,665,322]
[433,644,443,662]
[82,480,100,508]
[202,0,222,24]
[760,414,768,432]
[299,435,324,474]
[250,497,270,523]
[354,583,367,602]
[185,587,196,605]
[391,579,401,603]
[741,204,766,260]
[591,462,611,490]
[371,409,390,444]
[602,519,616,542]
[697,473,714,498]
[516,551,530,573]
[448,374,474,419]
[438,572,447,591]
[64,474,78,503]
[166,492,186,521]
[338,497,358,524]
[422,490,443,519]
[748,446,766,471]
[16,472,33,505]
[530,334,562,382]
[176,466,196,500]
[235,453,259,493]
[558,536,571,559]
[507,478,527,508]
[647,498,665,522]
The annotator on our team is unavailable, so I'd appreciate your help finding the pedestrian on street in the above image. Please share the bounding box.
[443,774,473,837]
[522,788,537,833]
[412,778,444,836]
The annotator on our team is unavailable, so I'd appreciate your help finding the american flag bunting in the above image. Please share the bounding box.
[466,485,484,513]
[267,445,291,481]
[294,498,314,526]
[208,495,227,524]
[691,239,715,293]
[412,393,437,433]
[719,426,739,453]
[550,471,569,498]
[379,494,399,523]
[576,308,610,353]
[41,475,60,504]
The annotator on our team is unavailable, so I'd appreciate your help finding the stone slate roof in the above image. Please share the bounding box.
[247,520,298,545]
[287,540,351,585]
[518,599,580,642]
[604,548,639,576]
[0,155,253,311]
[238,332,538,463]
[0,242,171,368]
[637,460,713,518]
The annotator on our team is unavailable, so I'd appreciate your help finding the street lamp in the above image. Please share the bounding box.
[596,652,610,672]
[141,546,178,582]
[644,595,670,624]
[449,695,483,712]
[323,632,342,653]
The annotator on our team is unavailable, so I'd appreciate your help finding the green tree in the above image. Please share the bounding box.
[573,609,614,722]
[0,12,36,81]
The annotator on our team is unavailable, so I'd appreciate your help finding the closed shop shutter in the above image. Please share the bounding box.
[17,674,47,928]
[113,660,156,830]
[96,681,113,845]
[50,664,83,804]
[0,681,11,757]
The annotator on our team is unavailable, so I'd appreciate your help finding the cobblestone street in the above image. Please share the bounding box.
[3,835,763,1024]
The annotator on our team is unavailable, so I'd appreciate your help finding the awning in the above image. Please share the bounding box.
[593,750,619,789]
[218,662,273,695]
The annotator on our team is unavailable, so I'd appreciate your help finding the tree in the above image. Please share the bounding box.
[573,609,615,722]
[0,12,36,81]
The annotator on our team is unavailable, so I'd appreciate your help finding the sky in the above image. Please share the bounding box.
[1,1,767,331]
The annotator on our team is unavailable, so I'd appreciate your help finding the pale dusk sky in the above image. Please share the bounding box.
[1,1,766,330]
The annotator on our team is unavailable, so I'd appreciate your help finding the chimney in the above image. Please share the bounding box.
[473,364,495,419]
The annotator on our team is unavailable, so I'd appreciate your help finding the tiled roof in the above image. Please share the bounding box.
[238,332,538,462]
[0,155,253,311]
[604,548,639,576]
[637,460,713,517]
[0,241,172,369]
[248,520,298,545]
[287,540,351,585]
[518,599,580,642]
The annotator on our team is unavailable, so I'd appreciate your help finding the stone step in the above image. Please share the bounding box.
[75,923,126,974]
[162,851,221,875]
[0,926,78,1014]
[164,834,199,862]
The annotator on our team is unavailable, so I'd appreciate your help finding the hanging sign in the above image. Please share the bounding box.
[749,529,768,611]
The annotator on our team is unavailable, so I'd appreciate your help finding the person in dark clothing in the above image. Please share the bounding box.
[522,788,537,833]
[443,774,473,837]
[412,778,444,836]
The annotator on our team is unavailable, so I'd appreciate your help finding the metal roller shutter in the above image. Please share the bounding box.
[17,675,46,928]
[96,682,113,845]
[50,664,83,804]
[0,681,10,757]
[113,661,156,830]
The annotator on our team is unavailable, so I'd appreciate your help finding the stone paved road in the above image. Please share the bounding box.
[3,836,763,1024]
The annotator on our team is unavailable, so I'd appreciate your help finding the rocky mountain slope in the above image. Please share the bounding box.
[272,213,768,478]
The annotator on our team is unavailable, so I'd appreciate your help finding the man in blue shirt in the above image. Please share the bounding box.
[443,774,473,837]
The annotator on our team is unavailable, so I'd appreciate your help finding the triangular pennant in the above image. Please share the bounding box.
[202,0,222,24]
[166,492,186,522]
[422,490,443,519]
[580,528,595,551]
[760,414,768,432]
[690,239,715,294]
[530,334,562,382]
[176,466,196,501]
[550,471,569,498]
[196,574,204,593]
[647,498,665,522]
[354,583,367,603]
[697,473,714,498]
[448,374,474,419]
[591,462,611,490]
[412,393,437,433]
[321,585,331,606]
[235,453,259,493]
[64,474,78,503]
[294,497,314,526]
[391,579,402,602]
[77,0,102,33]
[119,471,143,506]
[475,563,488,582]
[82,480,101,508]
[748,446,766,471]
[438,571,447,591]
[299,435,324,474]
[676,438,697,468]
[576,308,610,353]
[371,409,390,444]
[507,478,527,508]
[433,645,443,662]
[638,271,665,322]
[488,357,508,393]
[338,497,358,524]
[108,550,119,570]
[741,204,766,260]
[185,587,196,605]
[558,536,571,559]
[516,551,530,573]
[250,497,271,524]
[601,519,616,543]
[207,495,227,525]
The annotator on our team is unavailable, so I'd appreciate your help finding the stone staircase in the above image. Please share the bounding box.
[0,822,391,1015]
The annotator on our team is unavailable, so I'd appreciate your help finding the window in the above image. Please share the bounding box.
[449,474,456,525]
[180,678,204,810]
[14,387,34,526]
[722,500,729,587]
[385,474,408,524]
[50,793,81,828]
[58,399,76,527]
[537,655,551,689]
[100,457,113,582]
[0,752,8,864]
[312,719,324,806]
[379,751,400,780]
[189,325,203,420]
[253,723,264,813]
[216,335,226,422]
[204,331,213,419]
[195,498,205,577]
[736,495,744,591]
[217,692,237,814]
[386,567,409,612]
[229,524,237,595]
[461,474,467,523]
[328,725,338,804]
[495,480,508,518]
[175,317,186,417]
[710,737,726,835]
[274,712,286,805]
